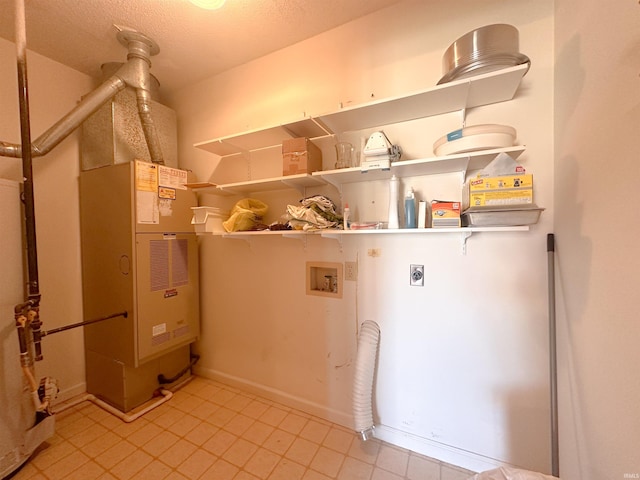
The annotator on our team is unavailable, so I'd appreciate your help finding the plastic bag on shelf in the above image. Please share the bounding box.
[222,198,269,232]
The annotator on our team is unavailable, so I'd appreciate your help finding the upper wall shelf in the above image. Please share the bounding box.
[217,173,326,195]
[187,145,525,196]
[317,64,527,134]
[201,226,531,255]
[194,118,331,157]
[194,64,529,157]
[191,173,325,196]
[314,145,525,186]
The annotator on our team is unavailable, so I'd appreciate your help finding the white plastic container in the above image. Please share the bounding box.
[433,124,516,156]
[343,203,351,230]
[191,206,226,234]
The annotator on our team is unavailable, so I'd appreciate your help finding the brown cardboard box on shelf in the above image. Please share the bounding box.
[282,137,323,176]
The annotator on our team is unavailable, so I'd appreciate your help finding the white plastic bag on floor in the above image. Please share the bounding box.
[468,467,559,480]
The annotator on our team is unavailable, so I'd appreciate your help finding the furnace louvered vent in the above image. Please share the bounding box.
[149,239,189,291]
[171,240,189,287]
[150,240,170,291]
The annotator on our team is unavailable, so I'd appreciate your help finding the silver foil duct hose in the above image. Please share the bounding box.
[353,320,380,441]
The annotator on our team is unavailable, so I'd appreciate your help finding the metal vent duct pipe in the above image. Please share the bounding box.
[0,25,164,165]
[4,0,164,372]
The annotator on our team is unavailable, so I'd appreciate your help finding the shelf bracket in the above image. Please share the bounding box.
[320,231,344,251]
[221,141,253,181]
[281,178,307,195]
[461,77,473,127]
[282,232,308,249]
[319,174,343,192]
[460,161,470,184]
[336,183,345,211]
[243,150,252,181]
[460,230,473,255]
[308,116,334,136]
[221,233,251,245]
[460,108,467,128]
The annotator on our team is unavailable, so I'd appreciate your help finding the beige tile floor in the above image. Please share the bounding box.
[11,376,475,480]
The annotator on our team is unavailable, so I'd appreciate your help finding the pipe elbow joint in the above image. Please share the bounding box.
[114,57,152,91]
[30,143,47,157]
[1,142,22,158]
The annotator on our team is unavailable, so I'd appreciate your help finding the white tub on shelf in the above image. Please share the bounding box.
[191,206,227,234]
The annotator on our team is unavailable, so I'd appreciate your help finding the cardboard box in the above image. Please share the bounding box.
[464,174,533,209]
[431,201,461,227]
[282,137,323,176]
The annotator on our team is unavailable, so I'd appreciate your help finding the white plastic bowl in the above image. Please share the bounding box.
[433,124,516,157]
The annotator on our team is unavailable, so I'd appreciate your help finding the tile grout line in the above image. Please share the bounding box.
[15,376,473,480]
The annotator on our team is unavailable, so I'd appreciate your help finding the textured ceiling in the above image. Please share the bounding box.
[0,0,405,95]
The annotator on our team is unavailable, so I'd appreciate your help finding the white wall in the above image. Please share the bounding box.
[168,0,555,473]
[554,1,640,479]
[0,38,92,401]
[0,0,637,477]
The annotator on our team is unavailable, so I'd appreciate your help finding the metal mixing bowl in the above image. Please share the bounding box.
[437,24,530,85]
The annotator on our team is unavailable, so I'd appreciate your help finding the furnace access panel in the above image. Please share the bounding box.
[80,160,199,367]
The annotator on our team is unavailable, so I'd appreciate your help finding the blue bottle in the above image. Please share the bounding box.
[405,187,416,228]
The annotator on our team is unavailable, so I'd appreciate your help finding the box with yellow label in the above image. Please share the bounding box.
[464,174,533,209]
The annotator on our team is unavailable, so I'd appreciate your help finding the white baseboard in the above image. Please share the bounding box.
[374,424,508,474]
[193,368,510,474]
[194,366,353,428]
[52,381,87,406]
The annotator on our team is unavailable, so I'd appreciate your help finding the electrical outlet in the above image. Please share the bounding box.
[410,264,424,286]
[345,261,358,281]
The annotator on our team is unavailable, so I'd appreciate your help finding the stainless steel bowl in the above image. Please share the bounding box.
[437,24,530,85]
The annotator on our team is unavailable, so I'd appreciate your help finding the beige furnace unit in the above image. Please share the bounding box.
[80,160,199,412]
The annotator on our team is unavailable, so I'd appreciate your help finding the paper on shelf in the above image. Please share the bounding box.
[477,152,525,177]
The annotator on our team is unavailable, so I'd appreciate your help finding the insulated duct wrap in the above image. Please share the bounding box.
[353,320,380,441]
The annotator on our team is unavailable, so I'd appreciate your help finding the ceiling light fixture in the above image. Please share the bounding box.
[188,0,226,9]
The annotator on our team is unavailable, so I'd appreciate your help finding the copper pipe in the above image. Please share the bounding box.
[41,311,128,336]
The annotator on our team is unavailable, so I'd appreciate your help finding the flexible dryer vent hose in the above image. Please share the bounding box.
[353,320,380,441]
